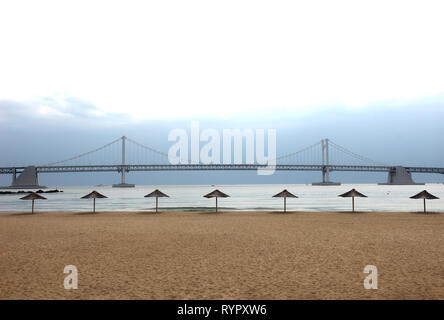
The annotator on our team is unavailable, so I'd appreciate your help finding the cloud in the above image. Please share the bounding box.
[39,96,112,118]
[0,96,131,125]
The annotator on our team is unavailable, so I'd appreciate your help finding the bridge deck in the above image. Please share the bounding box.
[1,164,443,174]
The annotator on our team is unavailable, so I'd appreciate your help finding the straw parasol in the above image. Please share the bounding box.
[203,189,230,213]
[410,190,439,213]
[144,189,169,213]
[81,190,107,213]
[273,189,298,213]
[338,189,367,212]
[20,192,47,214]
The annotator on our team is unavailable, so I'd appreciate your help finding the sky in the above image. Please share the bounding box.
[0,0,443,186]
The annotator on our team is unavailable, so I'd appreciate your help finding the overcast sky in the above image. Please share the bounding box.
[1,0,443,185]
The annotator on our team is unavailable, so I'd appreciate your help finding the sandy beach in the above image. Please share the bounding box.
[0,210,443,300]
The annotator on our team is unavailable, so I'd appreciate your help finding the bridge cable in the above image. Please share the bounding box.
[42,137,122,166]
[328,140,387,166]
[273,141,323,163]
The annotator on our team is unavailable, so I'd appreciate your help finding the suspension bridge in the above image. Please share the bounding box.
[1,136,443,188]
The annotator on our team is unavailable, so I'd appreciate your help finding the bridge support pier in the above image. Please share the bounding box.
[378,166,424,185]
[113,168,135,188]
[12,168,16,185]
[312,139,341,186]
[6,166,47,189]
[312,166,341,186]
[112,136,135,188]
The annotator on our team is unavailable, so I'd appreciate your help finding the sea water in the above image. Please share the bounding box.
[0,184,443,213]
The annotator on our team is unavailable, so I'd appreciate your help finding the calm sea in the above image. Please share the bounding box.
[0,184,443,213]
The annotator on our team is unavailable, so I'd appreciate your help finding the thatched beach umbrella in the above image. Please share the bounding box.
[410,190,439,213]
[20,192,47,214]
[203,189,230,213]
[273,189,298,213]
[338,189,367,212]
[144,189,169,213]
[81,190,107,213]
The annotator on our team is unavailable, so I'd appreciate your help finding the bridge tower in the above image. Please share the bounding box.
[112,136,135,188]
[312,139,341,186]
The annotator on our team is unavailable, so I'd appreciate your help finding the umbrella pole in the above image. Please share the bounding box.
[216,197,218,213]
[93,198,96,213]
[32,199,34,214]
[156,197,158,213]
[424,198,426,214]
[284,197,286,213]
[352,197,355,213]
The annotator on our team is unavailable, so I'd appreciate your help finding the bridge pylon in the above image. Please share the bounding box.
[312,139,341,186]
[112,136,135,188]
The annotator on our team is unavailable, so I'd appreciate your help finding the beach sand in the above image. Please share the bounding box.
[0,210,443,300]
